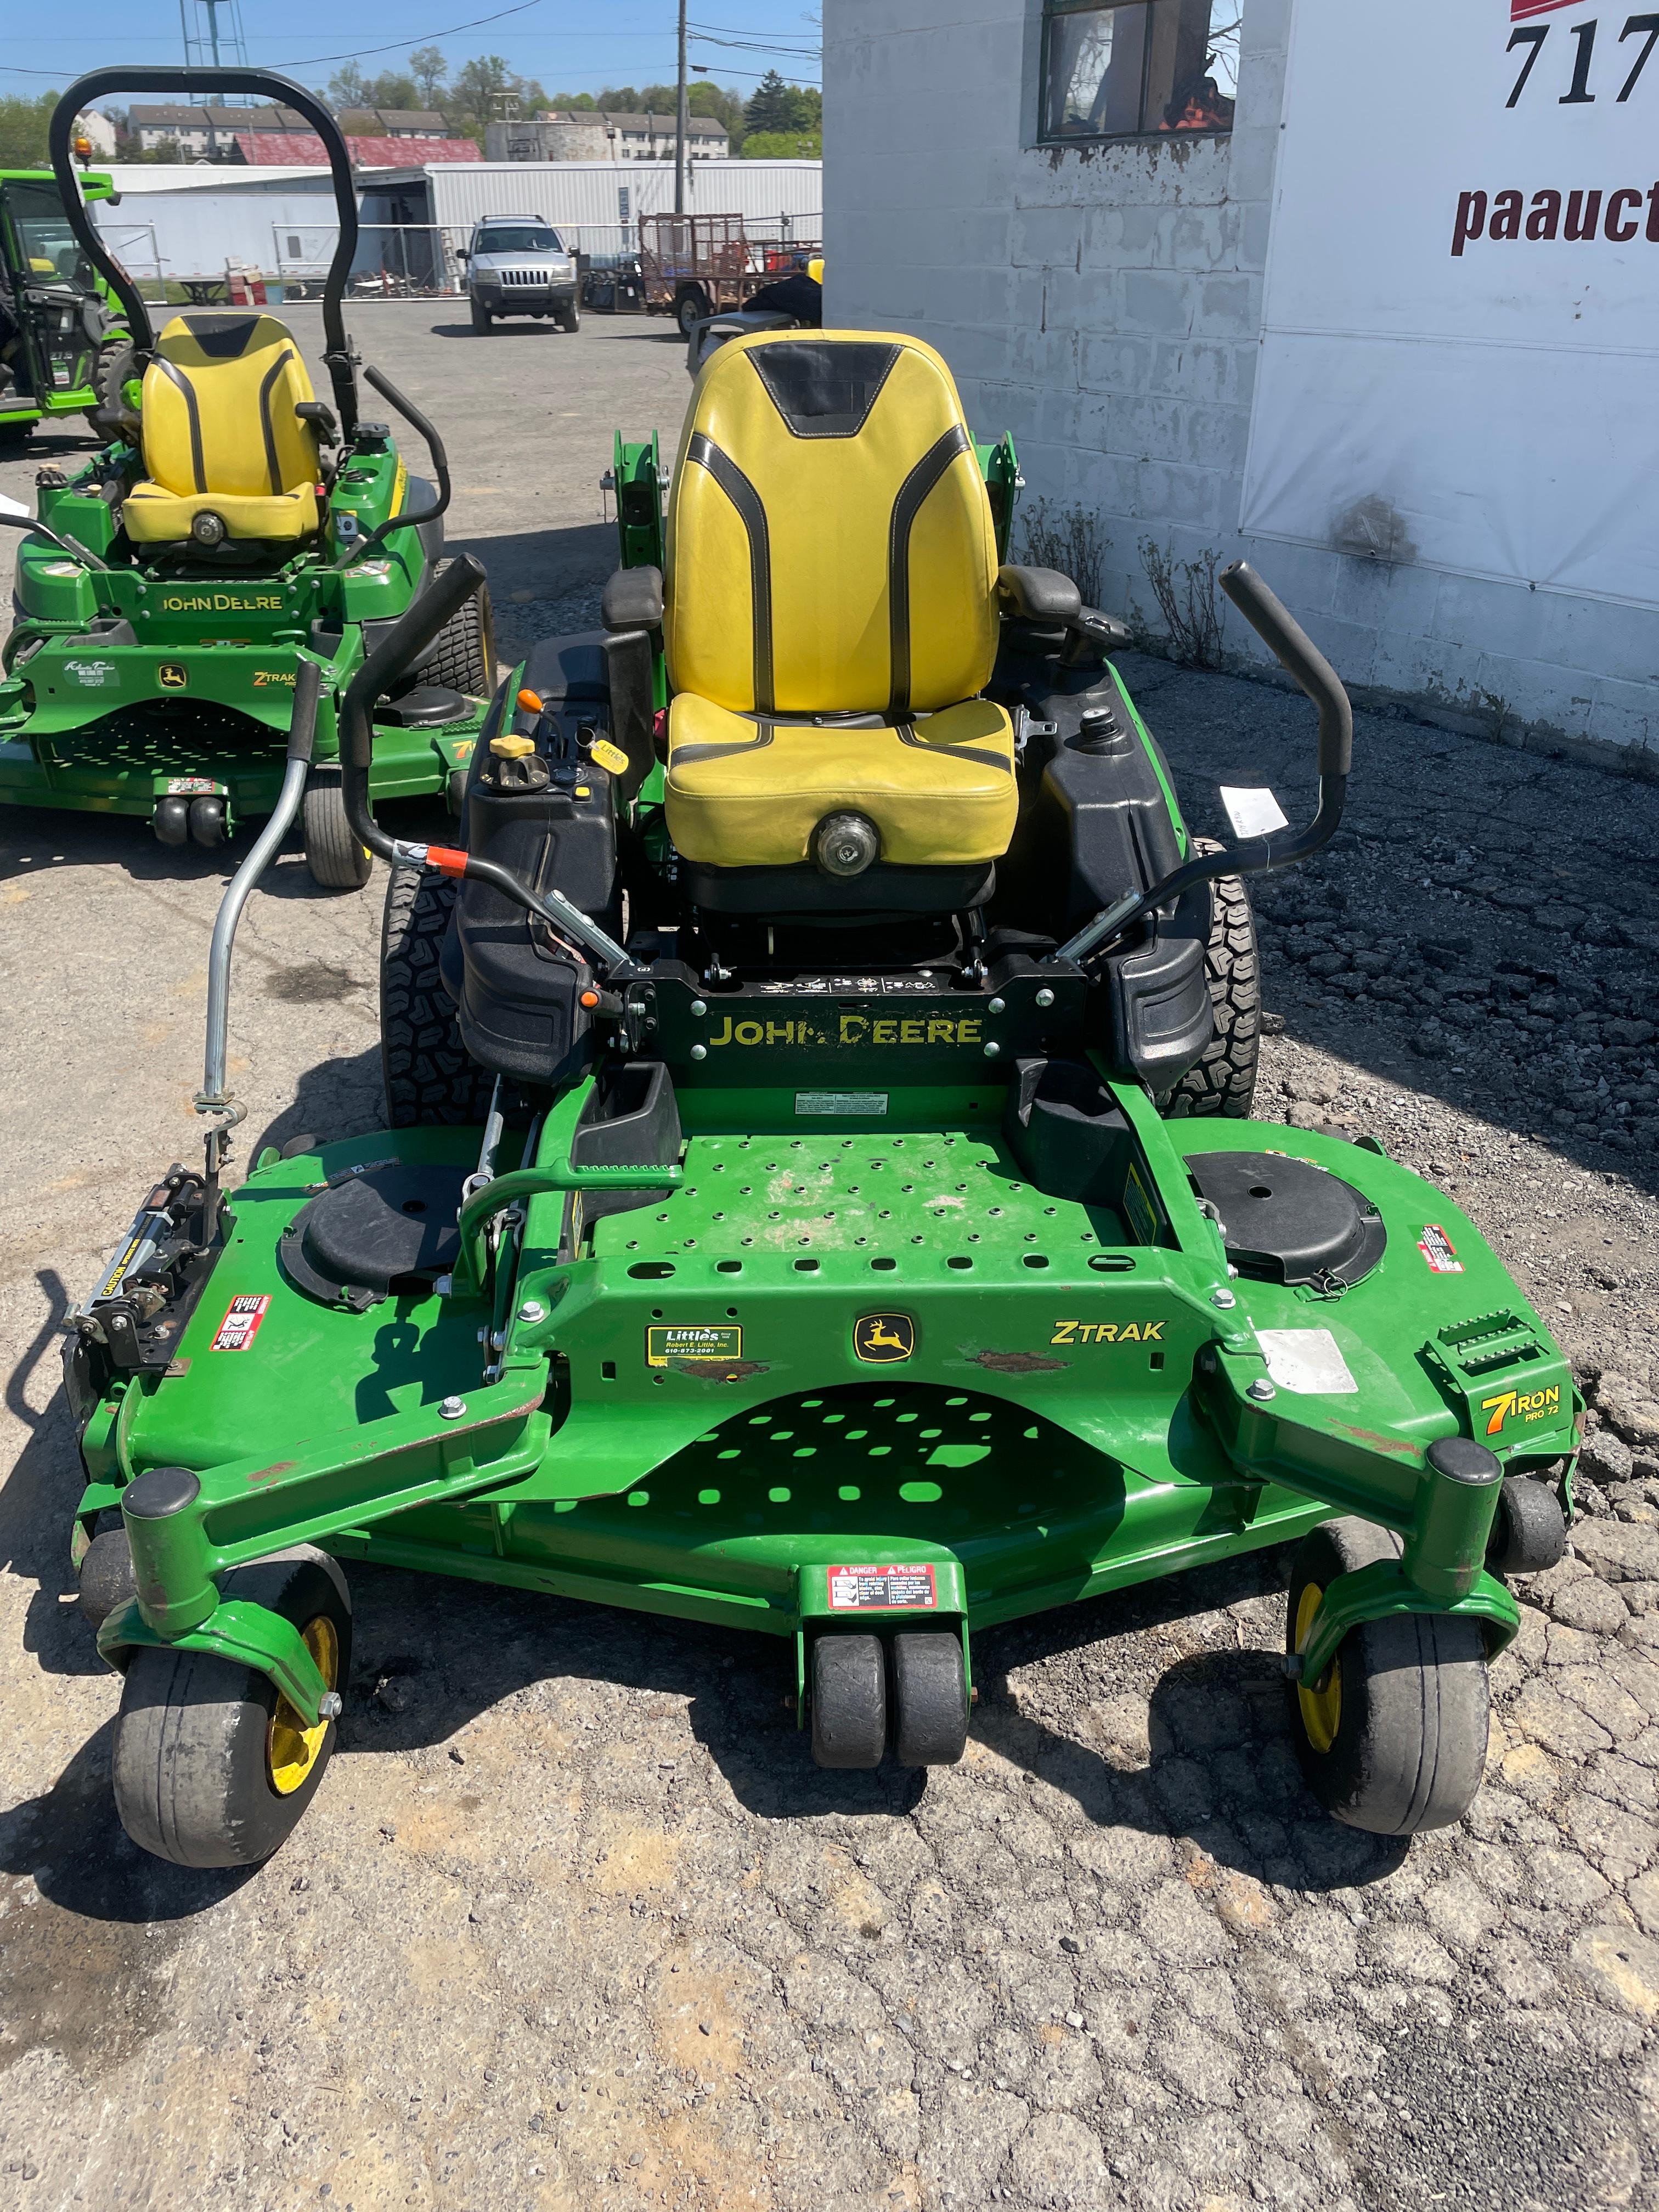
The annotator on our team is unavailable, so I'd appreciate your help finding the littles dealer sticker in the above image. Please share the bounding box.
[211,1293,270,1350]
[827,1564,938,1611]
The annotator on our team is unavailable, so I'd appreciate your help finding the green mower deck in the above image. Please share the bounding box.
[70,1077,1573,1773]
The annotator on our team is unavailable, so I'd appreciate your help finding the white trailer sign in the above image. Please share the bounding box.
[1240,0,1659,611]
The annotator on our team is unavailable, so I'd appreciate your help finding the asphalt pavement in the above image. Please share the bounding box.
[1,306,1657,2212]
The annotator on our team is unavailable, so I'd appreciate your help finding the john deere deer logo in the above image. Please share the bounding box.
[855,1313,914,1364]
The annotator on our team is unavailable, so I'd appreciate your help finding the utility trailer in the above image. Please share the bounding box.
[638,212,820,337]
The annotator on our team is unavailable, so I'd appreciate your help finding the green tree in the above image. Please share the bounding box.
[548,91,599,111]
[409,46,448,106]
[448,54,548,143]
[740,128,820,159]
[327,61,369,109]
[743,69,818,135]
[363,71,420,112]
[0,91,57,168]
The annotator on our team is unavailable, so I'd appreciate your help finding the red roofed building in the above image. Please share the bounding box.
[233,132,481,167]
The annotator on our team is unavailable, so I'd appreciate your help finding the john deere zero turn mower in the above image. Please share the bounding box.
[0,69,491,888]
[0,163,131,446]
[65,333,1574,1866]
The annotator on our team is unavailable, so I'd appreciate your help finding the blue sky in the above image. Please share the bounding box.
[2,1,821,102]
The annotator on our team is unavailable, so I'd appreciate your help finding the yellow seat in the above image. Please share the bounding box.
[663,331,1015,882]
[124,312,321,544]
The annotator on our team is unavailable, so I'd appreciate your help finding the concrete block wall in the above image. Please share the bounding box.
[823,0,1655,761]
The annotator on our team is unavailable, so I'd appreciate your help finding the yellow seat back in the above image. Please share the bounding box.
[665,331,998,718]
[140,313,320,500]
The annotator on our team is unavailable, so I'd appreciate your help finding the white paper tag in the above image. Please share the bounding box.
[1256,1328,1358,1395]
[795,1092,888,1116]
[1220,785,1290,840]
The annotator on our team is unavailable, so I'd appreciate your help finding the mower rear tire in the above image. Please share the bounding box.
[470,298,492,332]
[422,560,495,698]
[381,865,499,1126]
[302,770,373,891]
[891,1632,969,1767]
[111,1547,352,1868]
[1163,840,1259,1119]
[810,1634,887,1770]
[1286,1519,1489,1836]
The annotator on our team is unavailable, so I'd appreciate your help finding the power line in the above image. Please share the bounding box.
[0,0,541,77]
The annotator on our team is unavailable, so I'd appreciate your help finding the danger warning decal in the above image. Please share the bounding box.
[827,1564,938,1611]
[1417,1224,1464,1274]
[211,1293,270,1351]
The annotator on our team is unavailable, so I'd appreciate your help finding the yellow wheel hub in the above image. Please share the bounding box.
[268,1616,340,1797]
[1294,1582,1342,1755]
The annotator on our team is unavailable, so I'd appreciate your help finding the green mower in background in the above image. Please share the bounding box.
[65,331,1577,1869]
[0,164,131,445]
[0,68,492,888]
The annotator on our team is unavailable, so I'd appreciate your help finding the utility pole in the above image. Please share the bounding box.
[675,0,689,215]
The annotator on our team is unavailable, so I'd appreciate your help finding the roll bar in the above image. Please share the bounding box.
[49,67,362,438]
[1049,561,1352,969]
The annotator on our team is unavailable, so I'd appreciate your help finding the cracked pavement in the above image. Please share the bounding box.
[2,310,1658,2212]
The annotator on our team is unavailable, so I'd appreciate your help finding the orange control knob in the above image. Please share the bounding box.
[517,687,544,714]
[579,989,601,1009]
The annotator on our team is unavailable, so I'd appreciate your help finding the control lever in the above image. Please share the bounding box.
[1047,561,1351,969]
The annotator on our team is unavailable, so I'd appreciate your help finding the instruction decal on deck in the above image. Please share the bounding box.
[1416,1223,1464,1274]
[647,1324,742,1368]
[795,1092,888,1116]
[827,1563,938,1611]
[211,1293,270,1351]
[1124,1163,1159,1246]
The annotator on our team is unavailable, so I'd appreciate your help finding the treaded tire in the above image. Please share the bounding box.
[676,286,712,337]
[86,337,136,442]
[1163,837,1259,1119]
[557,299,580,334]
[111,1548,352,1869]
[1286,1518,1490,1836]
[380,864,498,1126]
[891,1632,969,1767]
[810,1634,887,1770]
[302,769,373,891]
[422,560,495,698]
[470,297,492,332]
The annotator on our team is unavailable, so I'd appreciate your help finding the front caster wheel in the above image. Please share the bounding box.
[891,1632,969,1766]
[1286,1519,1489,1836]
[302,769,373,890]
[810,1633,887,1769]
[111,1547,352,1867]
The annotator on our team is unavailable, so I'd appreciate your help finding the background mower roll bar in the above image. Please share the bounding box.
[337,555,634,976]
[1051,561,1352,968]
[49,66,363,439]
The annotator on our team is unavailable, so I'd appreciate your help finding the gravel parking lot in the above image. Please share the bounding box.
[2,307,1657,2212]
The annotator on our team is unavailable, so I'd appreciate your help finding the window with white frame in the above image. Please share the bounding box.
[1041,0,1240,142]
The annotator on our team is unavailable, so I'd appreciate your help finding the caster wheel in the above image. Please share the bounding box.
[77,1524,137,1630]
[1487,1475,1567,1575]
[302,770,373,891]
[188,794,227,848]
[1287,1519,1489,1836]
[810,1634,887,1770]
[891,1632,969,1766]
[111,1547,351,1867]
[153,794,190,847]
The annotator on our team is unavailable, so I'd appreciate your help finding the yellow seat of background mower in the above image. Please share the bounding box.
[125,312,321,544]
[665,696,1016,867]
[663,330,1013,873]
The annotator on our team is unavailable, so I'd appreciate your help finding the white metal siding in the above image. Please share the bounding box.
[424,161,822,236]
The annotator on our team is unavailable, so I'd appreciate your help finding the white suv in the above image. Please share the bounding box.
[461,215,579,334]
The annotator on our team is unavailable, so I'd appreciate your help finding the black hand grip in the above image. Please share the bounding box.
[1219,560,1352,779]
[348,364,452,559]
[340,554,485,776]
[286,657,321,765]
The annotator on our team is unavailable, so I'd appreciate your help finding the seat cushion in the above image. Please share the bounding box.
[664,693,1018,868]
[124,480,319,544]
